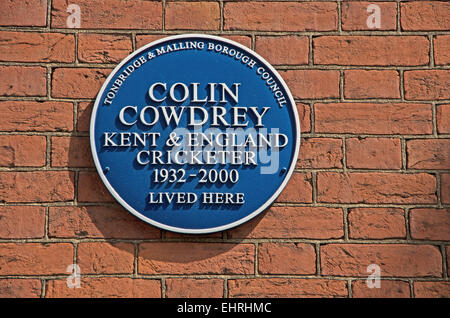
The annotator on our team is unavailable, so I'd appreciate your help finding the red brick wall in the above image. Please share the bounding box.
[0,0,449,298]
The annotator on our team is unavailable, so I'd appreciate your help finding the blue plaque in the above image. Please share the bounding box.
[90,34,300,234]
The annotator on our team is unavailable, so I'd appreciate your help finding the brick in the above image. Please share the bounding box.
[401,1,450,31]
[410,208,450,241]
[0,32,75,63]
[228,206,344,239]
[298,103,311,133]
[77,101,93,132]
[258,243,316,275]
[344,70,400,99]
[352,280,410,298]
[0,0,47,26]
[0,171,74,203]
[222,35,252,48]
[77,171,115,203]
[77,242,134,274]
[255,36,308,65]
[46,278,161,298]
[315,103,432,135]
[321,244,442,277]
[52,68,111,99]
[0,206,45,239]
[348,208,406,239]
[297,138,343,169]
[280,70,340,99]
[228,278,347,298]
[342,2,397,31]
[166,279,223,298]
[0,135,46,167]
[346,138,402,169]
[404,70,450,100]
[317,172,437,204]
[0,243,73,275]
[224,2,337,31]
[136,35,165,49]
[407,139,450,169]
[314,36,429,66]
[437,105,450,134]
[51,0,162,30]
[0,66,46,97]
[78,34,132,64]
[0,279,41,298]
[414,282,450,298]
[51,136,93,168]
[434,36,450,65]
[138,243,254,275]
[442,173,450,204]
[166,2,220,30]
[0,101,74,132]
[48,205,160,239]
[447,246,450,277]
[276,173,312,203]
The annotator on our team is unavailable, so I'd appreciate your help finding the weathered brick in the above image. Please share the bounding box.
[434,35,450,65]
[166,279,223,298]
[52,68,111,99]
[51,136,93,168]
[51,0,162,30]
[258,243,316,275]
[407,139,450,169]
[314,36,429,66]
[0,66,46,97]
[0,171,74,203]
[315,103,432,135]
[78,34,132,64]
[414,282,450,298]
[346,138,402,169]
[404,70,450,100]
[410,208,450,241]
[317,172,437,204]
[401,1,450,31]
[0,31,75,62]
[442,173,450,204]
[224,2,337,31]
[0,135,46,167]
[0,101,73,132]
[228,206,344,239]
[352,280,410,298]
[77,242,134,274]
[298,103,311,133]
[77,171,115,203]
[276,173,313,203]
[48,205,160,239]
[341,2,397,31]
[0,206,45,239]
[344,70,400,99]
[166,2,220,30]
[280,70,340,99]
[0,243,73,275]
[297,138,343,169]
[437,104,450,134]
[138,243,254,275]
[46,278,161,298]
[348,208,406,239]
[321,244,442,277]
[255,36,308,65]
[77,101,93,132]
[0,0,47,26]
[0,279,42,298]
[228,278,347,298]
